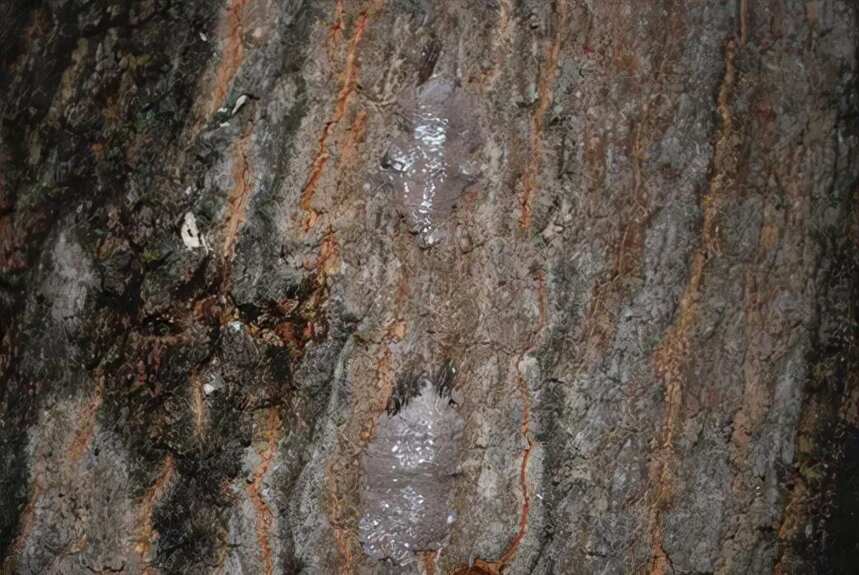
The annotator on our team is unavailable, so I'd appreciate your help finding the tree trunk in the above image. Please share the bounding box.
[1,1,858,574]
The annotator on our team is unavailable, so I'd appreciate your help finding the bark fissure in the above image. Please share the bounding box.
[135,455,176,575]
[222,124,255,267]
[519,0,567,232]
[246,407,282,575]
[206,0,251,118]
[648,38,737,575]
[300,1,384,231]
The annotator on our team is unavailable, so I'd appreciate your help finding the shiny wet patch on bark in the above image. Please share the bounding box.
[358,376,463,565]
[380,78,481,248]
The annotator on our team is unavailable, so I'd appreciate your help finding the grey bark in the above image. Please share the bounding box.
[1,1,858,574]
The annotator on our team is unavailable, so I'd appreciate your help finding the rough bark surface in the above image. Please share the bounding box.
[1,1,858,574]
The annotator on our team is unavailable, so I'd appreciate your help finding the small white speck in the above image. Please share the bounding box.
[199,32,208,42]
[180,212,202,250]
[231,94,248,116]
[203,383,215,395]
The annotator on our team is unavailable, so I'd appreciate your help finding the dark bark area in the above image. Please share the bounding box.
[1,1,858,574]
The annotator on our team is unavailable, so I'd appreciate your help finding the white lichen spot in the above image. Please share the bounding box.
[180,212,205,251]
[231,94,248,116]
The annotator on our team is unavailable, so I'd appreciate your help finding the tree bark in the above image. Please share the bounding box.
[1,1,858,574]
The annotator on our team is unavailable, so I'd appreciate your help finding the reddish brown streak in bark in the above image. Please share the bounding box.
[331,322,401,572]
[421,551,437,575]
[519,0,566,231]
[222,127,254,266]
[502,272,547,566]
[208,0,249,117]
[136,455,177,575]
[327,273,406,575]
[300,1,383,231]
[647,39,736,575]
[499,367,534,566]
[67,384,104,464]
[452,272,546,575]
[452,273,547,575]
[328,0,345,48]
[247,407,282,575]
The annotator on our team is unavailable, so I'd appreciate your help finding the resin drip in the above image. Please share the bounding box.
[381,78,481,247]
[358,377,463,565]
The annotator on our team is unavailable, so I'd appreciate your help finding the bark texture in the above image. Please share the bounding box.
[1,1,858,574]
